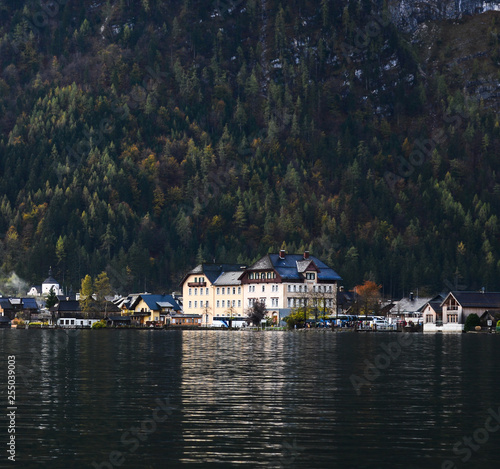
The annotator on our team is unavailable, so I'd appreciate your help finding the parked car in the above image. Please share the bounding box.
[371,318,391,328]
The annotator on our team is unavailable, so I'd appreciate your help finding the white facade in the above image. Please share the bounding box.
[57,318,99,328]
[181,252,341,327]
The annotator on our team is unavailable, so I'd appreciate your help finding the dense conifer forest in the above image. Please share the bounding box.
[1,0,500,296]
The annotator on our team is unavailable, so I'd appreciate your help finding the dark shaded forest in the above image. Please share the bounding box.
[1,0,500,297]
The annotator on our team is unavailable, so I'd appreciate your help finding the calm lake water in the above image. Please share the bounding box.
[1,329,499,468]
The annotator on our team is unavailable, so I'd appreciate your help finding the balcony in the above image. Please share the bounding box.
[188,282,206,287]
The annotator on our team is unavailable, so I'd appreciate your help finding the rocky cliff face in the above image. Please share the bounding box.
[388,0,500,30]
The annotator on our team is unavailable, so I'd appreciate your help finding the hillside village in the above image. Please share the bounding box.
[1,249,500,332]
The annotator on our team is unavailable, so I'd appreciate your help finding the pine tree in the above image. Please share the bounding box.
[45,286,58,309]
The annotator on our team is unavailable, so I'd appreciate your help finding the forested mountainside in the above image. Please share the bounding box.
[387,0,500,30]
[1,0,500,297]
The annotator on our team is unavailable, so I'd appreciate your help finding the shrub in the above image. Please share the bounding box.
[464,313,480,332]
[92,320,107,329]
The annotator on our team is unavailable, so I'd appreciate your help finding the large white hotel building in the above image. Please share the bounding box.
[180,250,342,326]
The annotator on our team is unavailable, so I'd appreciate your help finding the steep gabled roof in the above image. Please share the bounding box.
[246,253,342,282]
[390,297,433,314]
[427,300,443,314]
[180,263,245,286]
[213,271,242,286]
[444,291,500,309]
[247,255,274,271]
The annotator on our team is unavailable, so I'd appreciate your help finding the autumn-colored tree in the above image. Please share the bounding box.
[79,275,95,319]
[94,271,112,315]
[353,281,382,317]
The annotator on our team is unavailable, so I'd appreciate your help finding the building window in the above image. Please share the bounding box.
[249,273,253,279]
[287,285,291,292]
[222,300,225,308]
[304,285,308,293]
[222,287,225,294]
[233,287,236,294]
[267,272,272,279]
[262,285,265,292]
[261,273,265,279]
[448,314,458,323]
[200,288,203,295]
[238,287,241,294]
[189,301,192,308]
[217,300,220,308]
[232,300,235,307]
[217,287,220,295]
[194,288,197,295]
[306,273,315,280]
[189,288,192,295]
[201,277,204,283]
[206,288,209,295]
[194,301,197,308]
[238,300,241,307]
[425,315,434,323]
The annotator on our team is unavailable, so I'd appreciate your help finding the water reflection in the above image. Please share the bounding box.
[1,330,500,468]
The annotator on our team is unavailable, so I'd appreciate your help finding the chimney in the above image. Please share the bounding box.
[303,250,310,259]
[409,291,414,301]
[279,249,286,259]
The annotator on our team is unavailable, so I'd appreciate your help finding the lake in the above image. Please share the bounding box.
[1,329,499,468]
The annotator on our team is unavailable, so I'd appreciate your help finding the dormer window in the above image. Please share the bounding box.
[306,273,315,280]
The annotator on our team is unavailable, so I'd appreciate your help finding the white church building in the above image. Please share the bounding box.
[27,268,63,297]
